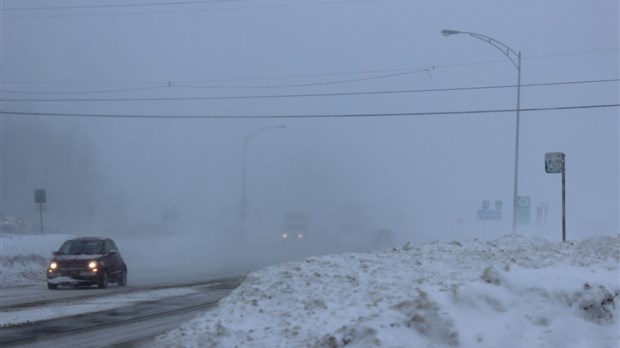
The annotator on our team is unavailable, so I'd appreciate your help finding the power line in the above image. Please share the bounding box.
[1,68,435,95]
[1,0,375,19]
[0,85,171,96]
[174,68,435,89]
[1,104,617,119]
[524,48,620,61]
[2,78,617,102]
[2,47,616,93]
[2,0,248,11]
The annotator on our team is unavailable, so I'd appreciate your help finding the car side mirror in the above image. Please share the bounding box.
[107,250,117,256]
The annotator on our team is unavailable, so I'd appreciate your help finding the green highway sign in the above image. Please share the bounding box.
[516,195,530,226]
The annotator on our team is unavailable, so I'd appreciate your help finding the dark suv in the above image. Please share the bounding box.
[47,237,128,289]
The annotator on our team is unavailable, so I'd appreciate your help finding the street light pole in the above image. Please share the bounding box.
[240,125,286,227]
[442,29,522,234]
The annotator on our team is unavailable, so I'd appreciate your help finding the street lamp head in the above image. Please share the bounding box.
[441,29,461,37]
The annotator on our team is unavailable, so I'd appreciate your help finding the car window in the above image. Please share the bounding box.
[58,240,103,255]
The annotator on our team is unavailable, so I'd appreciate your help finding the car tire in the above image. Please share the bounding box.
[118,268,127,287]
[98,270,109,289]
[47,282,58,290]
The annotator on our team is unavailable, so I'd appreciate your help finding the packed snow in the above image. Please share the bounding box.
[152,234,620,347]
[0,287,199,327]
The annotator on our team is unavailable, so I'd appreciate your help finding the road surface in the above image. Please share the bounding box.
[0,276,243,347]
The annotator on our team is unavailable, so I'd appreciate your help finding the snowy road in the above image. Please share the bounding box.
[0,277,242,347]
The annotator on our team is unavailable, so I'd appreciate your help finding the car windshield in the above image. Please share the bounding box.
[58,240,104,255]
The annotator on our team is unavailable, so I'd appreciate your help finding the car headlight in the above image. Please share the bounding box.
[298,233,304,239]
[282,233,288,239]
[49,262,58,270]
[88,261,98,269]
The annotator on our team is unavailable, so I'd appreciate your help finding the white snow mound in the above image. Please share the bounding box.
[153,234,620,348]
[0,233,75,287]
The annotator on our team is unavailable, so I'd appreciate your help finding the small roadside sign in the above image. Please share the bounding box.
[545,152,565,174]
[34,189,46,203]
[34,189,46,234]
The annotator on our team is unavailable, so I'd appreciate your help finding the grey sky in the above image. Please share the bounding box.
[1,0,618,248]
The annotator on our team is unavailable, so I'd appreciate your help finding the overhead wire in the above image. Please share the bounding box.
[173,68,435,89]
[0,85,172,95]
[1,0,376,19]
[2,78,618,102]
[1,104,617,119]
[1,68,434,95]
[1,47,617,94]
[2,0,249,11]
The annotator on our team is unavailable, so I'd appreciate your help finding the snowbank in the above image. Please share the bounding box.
[0,233,75,287]
[153,234,620,347]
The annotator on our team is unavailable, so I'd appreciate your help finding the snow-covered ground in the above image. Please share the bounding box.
[1,232,619,347]
[153,234,620,348]
[0,233,73,287]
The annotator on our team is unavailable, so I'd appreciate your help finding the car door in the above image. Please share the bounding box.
[104,239,122,277]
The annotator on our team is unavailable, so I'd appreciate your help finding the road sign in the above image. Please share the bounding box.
[516,195,530,226]
[545,152,567,241]
[34,189,46,203]
[495,200,503,211]
[494,210,502,221]
[477,209,494,221]
[478,200,502,221]
[545,152,565,174]
[34,189,46,234]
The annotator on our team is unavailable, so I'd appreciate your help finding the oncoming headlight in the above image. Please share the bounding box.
[49,262,58,270]
[281,233,288,239]
[88,261,98,269]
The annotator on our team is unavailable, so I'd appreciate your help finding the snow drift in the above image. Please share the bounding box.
[153,234,620,347]
[0,233,74,287]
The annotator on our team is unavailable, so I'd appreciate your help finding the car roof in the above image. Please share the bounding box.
[67,237,111,241]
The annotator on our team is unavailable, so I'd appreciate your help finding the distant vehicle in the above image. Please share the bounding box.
[281,212,308,241]
[1,216,28,233]
[47,237,127,290]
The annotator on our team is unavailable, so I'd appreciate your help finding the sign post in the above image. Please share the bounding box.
[545,152,566,241]
[34,189,46,234]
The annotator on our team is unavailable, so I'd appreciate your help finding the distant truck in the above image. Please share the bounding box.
[281,212,308,241]
[1,216,28,233]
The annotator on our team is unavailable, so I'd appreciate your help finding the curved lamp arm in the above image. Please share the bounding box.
[441,29,520,70]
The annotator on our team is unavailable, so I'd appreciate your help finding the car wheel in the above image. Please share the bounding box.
[98,270,109,289]
[47,282,58,290]
[118,268,127,287]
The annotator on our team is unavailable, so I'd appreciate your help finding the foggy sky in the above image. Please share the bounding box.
[1,0,618,250]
